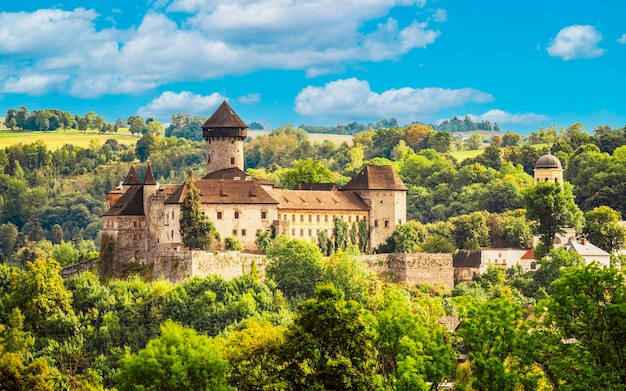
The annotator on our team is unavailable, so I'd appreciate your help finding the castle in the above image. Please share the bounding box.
[101,101,408,274]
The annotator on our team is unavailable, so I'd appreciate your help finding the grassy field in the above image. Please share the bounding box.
[0,129,138,149]
[449,148,484,161]
[247,130,353,145]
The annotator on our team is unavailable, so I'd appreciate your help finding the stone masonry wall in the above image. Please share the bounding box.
[153,250,453,290]
[153,250,266,284]
[356,253,454,290]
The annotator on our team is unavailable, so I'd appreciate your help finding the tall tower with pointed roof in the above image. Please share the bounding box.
[202,101,248,174]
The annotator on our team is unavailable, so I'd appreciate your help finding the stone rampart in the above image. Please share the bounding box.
[153,250,266,284]
[356,253,454,290]
[153,250,453,289]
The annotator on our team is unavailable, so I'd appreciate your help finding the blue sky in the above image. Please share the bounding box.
[0,1,624,133]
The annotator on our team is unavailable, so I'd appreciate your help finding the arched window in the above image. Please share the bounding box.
[530,261,537,270]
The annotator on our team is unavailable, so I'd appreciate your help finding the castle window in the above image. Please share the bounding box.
[261,211,267,219]
[300,229,304,236]
[230,157,235,165]
[233,230,238,235]
[374,220,379,228]
[217,211,223,219]
[325,215,328,222]
[308,229,312,236]
[292,214,295,222]
[530,261,537,270]
[398,219,402,224]
[384,220,389,228]
[133,233,138,240]
[241,229,246,236]
[171,230,174,239]
[317,215,320,222]
[172,211,175,219]
[292,229,295,236]
[283,214,288,220]
[300,215,304,222]
[234,211,240,219]
[308,215,312,222]
[133,220,138,227]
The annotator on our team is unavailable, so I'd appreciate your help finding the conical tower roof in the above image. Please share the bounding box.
[143,164,157,185]
[201,101,248,140]
[122,166,142,185]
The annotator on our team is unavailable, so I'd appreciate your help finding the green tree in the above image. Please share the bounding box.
[266,237,324,300]
[466,133,484,150]
[129,116,145,137]
[450,211,491,250]
[180,170,219,250]
[321,251,370,304]
[279,158,334,189]
[278,284,381,390]
[224,237,242,251]
[524,182,583,255]
[116,320,232,391]
[8,258,72,332]
[456,296,540,391]
[375,287,455,390]
[223,321,285,391]
[380,221,425,253]
[582,205,626,253]
[254,230,272,252]
[531,264,626,390]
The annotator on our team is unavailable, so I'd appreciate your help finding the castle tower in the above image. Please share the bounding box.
[534,152,563,184]
[202,101,248,174]
[342,165,408,250]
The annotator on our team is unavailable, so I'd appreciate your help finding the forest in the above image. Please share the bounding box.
[1,106,626,389]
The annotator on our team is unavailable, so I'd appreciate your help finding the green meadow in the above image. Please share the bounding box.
[0,128,138,149]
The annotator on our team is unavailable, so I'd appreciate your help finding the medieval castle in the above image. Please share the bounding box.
[101,101,409,276]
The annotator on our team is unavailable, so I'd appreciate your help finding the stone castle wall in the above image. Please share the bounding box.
[356,253,454,290]
[153,250,266,284]
[152,250,453,289]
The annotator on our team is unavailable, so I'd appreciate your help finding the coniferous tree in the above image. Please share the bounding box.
[179,170,219,250]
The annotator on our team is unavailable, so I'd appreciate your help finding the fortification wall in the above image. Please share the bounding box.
[153,250,266,284]
[153,250,452,289]
[357,253,454,290]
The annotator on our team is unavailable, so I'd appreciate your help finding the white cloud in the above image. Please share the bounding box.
[2,73,69,95]
[137,91,226,119]
[618,33,626,44]
[466,109,549,125]
[0,2,443,97]
[432,8,447,23]
[295,78,493,122]
[238,93,261,104]
[547,25,605,60]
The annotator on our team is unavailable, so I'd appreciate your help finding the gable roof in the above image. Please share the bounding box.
[453,250,482,267]
[202,167,249,180]
[265,187,369,212]
[104,185,144,216]
[563,239,610,257]
[341,165,408,191]
[165,178,278,205]
[201,101,247,129]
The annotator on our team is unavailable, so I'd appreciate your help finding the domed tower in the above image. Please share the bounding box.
[202,101,248,174]
[534,152,563,184]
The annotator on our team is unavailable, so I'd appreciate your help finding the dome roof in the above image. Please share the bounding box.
[535,153,562,169]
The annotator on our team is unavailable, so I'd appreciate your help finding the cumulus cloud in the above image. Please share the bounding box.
[618,33,626,44]
[2,73,69,95]
[0,1,442,97]
[547,25,605,60]
[466,109,549,125]
[137,91,226,119]
[295,78,493,122]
